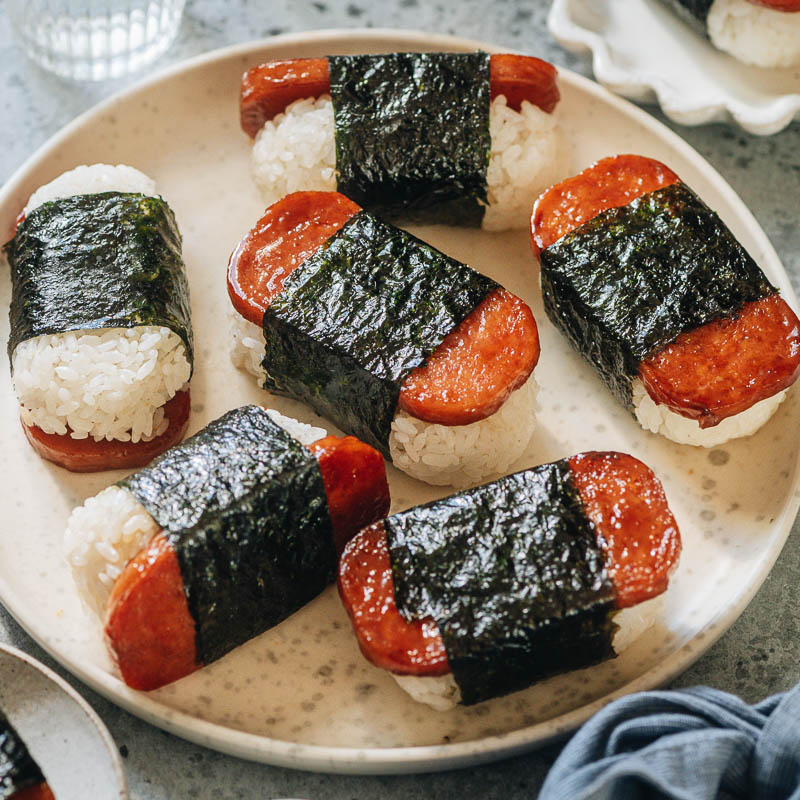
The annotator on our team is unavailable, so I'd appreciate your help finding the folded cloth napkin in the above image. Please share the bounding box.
[538,683,800,800]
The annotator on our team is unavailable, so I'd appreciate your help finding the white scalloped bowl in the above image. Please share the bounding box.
[549,0,800,135]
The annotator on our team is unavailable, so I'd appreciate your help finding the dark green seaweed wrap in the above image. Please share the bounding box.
[0,709,46,798]
[385,461,616,705]
[262,210,498,456]
[329,52,491,226]
[540,182,775,410]
[5,191,193,368]
[120,405,335,666]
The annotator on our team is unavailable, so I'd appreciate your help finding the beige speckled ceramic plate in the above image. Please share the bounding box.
[0,30,799,775]
[0,645,127,798]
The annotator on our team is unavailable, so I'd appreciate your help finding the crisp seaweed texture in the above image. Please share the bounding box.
[262,210,497,455]
[329,52,491,226]
[121,405,334,666]
[5,192,193,367]
[0,709,45,798]
[540,182,775,409]
[385,461,616,705]
[657,0,714,32]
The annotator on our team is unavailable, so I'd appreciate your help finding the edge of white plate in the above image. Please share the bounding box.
[0,644,128,795]
[547,0,800,135]
[1,28,799,774]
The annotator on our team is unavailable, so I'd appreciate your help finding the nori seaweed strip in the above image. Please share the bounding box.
[5,192,193,368]
[121,405,335,666]
[0,709,46,798]
[329,52,491,226]
[540,182,775,410]
[262,210,498,455]
[385,462,616,705]
[656,0,714,33]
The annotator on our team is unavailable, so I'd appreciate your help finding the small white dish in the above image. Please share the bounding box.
[0,644,127,799]
[548,0,800,135]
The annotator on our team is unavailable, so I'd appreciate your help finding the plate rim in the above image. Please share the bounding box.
[0,643,129,796]
[547,0,800,136]
[0,27,799,774]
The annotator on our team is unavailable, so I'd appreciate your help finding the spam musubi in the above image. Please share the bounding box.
[5,164,193,472]
[228,191,541,486]
[0,708,53,800]
[241,52,566,230]
[657,0,800,67]
[338,451,681,709]
[64,405,389,690]
[531,154,800,447]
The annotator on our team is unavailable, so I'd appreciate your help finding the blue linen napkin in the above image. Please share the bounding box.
[538,683,800,800]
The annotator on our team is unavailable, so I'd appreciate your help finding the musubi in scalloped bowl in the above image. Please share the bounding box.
[657,0,800,68]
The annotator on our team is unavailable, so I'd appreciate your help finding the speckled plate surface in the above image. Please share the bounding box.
[0,645,127,798]
[0,29,798,775]
[549,0,800,135]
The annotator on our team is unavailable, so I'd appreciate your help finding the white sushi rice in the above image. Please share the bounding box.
[708,0,800,68]
[13,327,190,442]
[230,309,538,487]
[389,374,539,488]
[13,164,191,443]
[64,407,328,617]
[262,407,327,446]
[611,594,666,654]
[64,486,160,618]
[251,96,336,197]
[229,307,267,382]
[483,96,564,231]
[394,594,665,710]
[393,672,463,712]
[23,163,156,217]
[251,95,565,231]
[632,378,786,447]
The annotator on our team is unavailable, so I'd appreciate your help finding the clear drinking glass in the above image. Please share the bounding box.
[6,0,186,81]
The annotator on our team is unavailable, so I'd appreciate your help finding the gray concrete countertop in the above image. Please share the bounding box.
[1,1,799,797]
